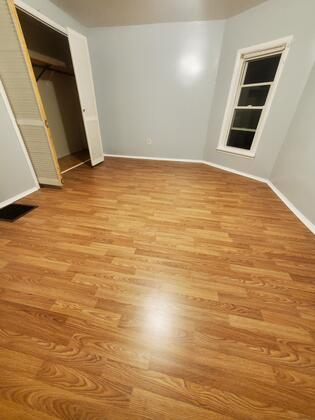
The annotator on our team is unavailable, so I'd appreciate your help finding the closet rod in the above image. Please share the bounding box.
[35,65,49,81]
[33,63,74,78]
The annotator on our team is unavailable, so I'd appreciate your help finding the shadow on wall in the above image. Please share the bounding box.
[53,71,88,154]
[36,69,88,158]
[270,61,315,225]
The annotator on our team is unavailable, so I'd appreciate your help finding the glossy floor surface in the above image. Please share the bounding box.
[0,158,314,419]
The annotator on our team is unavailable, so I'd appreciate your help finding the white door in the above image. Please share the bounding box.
[67,28,104,166]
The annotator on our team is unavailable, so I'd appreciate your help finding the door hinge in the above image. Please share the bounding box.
[44,119,49,128]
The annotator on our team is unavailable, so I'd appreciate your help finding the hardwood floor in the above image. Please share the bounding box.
[58,149,90,174]
[0,157,314,419]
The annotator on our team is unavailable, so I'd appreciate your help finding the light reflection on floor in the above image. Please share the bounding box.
[143,293,173,338]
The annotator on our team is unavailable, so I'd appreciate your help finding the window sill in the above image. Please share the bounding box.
[216,146,255,158]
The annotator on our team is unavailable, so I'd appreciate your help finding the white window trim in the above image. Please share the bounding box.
[217,36,293,158]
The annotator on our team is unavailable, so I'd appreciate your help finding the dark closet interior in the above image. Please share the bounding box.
[17,8,90,174]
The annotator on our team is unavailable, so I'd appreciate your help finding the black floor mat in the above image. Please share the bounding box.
[0,203,37,222]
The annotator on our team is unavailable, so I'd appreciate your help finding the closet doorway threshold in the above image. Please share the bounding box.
[59,149,90,174]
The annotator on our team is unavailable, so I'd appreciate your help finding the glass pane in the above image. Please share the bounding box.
[244,54,281,84]
[232,109,262,130]
[227,130,255,150]
[238,85,270,106]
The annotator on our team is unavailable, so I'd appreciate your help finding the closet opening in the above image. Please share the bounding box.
[16,8,91,175]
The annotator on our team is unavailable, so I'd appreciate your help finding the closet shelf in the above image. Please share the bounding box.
[29,50,74,76]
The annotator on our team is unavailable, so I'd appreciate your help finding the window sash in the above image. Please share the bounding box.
[224,52,278,151]
[217,37,291,158]
[221,49,284,155]
[241,44,286,60]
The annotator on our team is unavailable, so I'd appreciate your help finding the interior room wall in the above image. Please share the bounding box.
[88,20,225,160]
[270,62,315,226]
[203,0,315,178]
[35,69,88,158]
[0,81,38,206]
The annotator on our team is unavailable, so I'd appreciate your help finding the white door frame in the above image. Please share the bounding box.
[14,0,67,35]
[14,0,104,167]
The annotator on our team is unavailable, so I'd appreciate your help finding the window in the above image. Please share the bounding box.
[217,37,292,157]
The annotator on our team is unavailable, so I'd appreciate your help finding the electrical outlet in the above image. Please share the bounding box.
[146,138,152,145]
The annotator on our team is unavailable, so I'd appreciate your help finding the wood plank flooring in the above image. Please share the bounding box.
[0,157,314,419]
[58,149,90,173]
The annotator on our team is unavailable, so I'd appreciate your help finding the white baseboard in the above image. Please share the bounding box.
[0,186,39,209]
[104,154,265,181]
[202,160,268,184]
[267,181,315,234]
[203,163,314,234]
[104,153,202,163]
[103,153,314,235]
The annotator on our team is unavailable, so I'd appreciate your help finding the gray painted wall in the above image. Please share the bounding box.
[88,21,225,159]
[270,63,315,225]
[0,82,37,205]
[203,0,315,178]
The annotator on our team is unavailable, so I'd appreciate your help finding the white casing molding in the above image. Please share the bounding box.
[104,153,314,234]
[14,0,67,35]
[216,36,293,158]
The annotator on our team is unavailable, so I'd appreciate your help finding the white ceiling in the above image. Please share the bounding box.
[50,0,267,27]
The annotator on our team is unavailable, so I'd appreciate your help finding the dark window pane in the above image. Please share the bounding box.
[238,85,270,106]
[227,130,255,150]
[232,109,262,130]
[244,54,281,84]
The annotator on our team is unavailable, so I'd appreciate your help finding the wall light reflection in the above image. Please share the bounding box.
[179,54,204,84]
